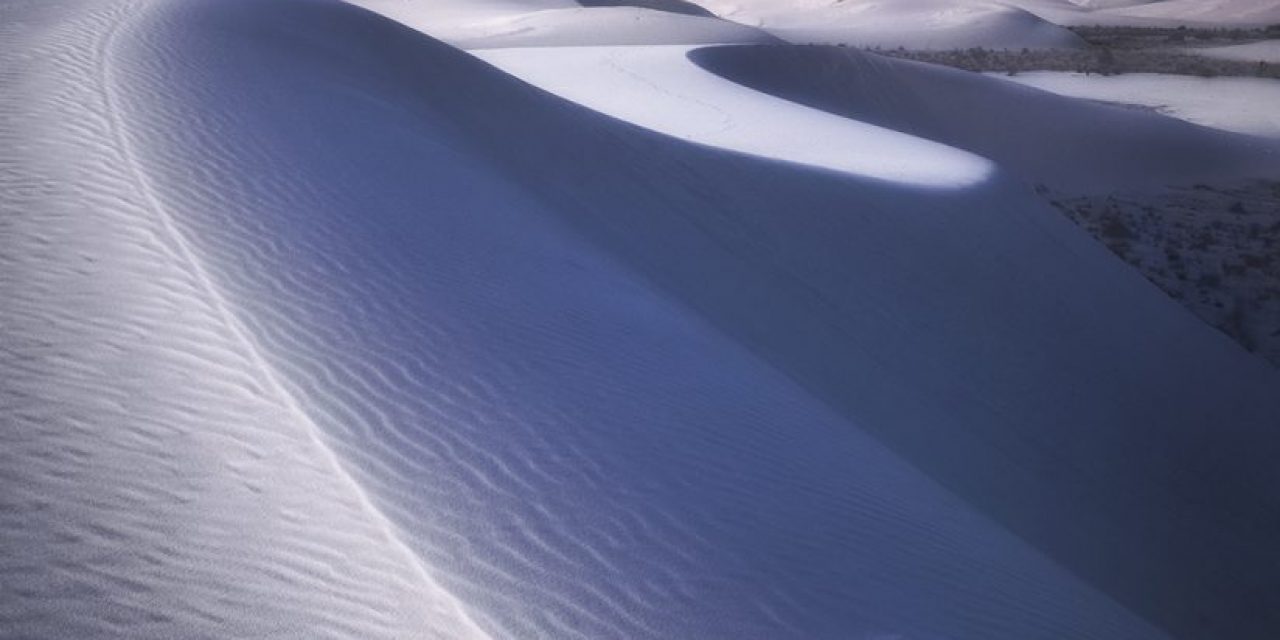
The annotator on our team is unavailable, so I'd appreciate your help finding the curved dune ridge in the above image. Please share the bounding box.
[682,0,1087,49]
[474,45,994,187]
[345,0,777,48]
[686,44,1280,190]
[4,1,1280,639]
[577,0,717,18]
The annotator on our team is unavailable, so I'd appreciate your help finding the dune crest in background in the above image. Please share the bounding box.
[346,0,777,48]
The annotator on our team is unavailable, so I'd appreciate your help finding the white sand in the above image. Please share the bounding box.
[5,0,1280,638]
[997,71,1280,138]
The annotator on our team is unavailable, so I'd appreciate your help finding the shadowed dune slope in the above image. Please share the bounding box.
[467,41,1280,640]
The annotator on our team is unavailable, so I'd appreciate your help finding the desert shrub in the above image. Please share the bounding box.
[874,46,1280,79]
[1101,218,1135,240]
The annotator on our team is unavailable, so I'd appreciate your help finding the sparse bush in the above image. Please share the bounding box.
[871,40,1280,79]
[1243,254,1272,270]
[1102,218,1135,240]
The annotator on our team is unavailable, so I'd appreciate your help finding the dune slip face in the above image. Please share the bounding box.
[5,0,1280,639]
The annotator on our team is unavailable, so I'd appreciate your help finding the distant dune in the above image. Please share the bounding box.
[683,0,1088,48]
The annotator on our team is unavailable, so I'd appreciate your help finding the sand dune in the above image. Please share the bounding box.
[1194,39,1280,63]
[475,45,992,185]
[0,1,489,637]
[687,45,1280,189]
[996,0,1280,26]
[347,0,776,48]
[95,1,1170,636]
[465,34,1280,638]
[994,71,1280,139]
[1089,0,1280,26]
[682,0,1280,43]
[686,0,1086,49]
[4,0,1280,638]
